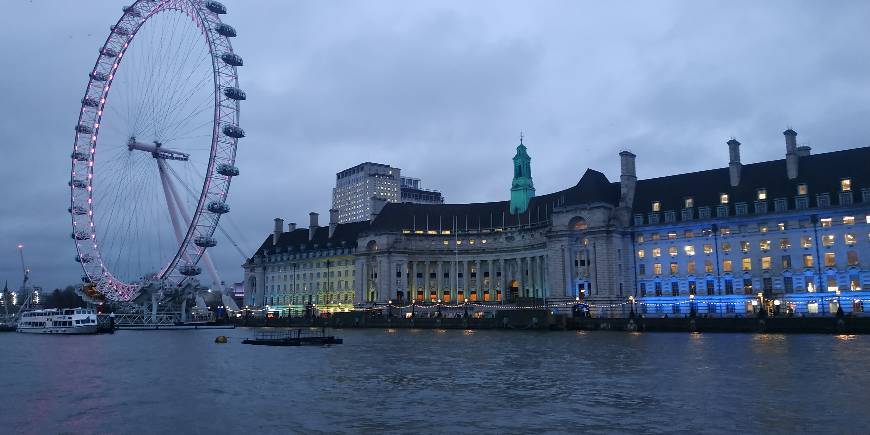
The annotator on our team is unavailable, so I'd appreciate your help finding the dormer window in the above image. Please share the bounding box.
[651,201,661,212]
[841,178,852,192]
[797,183,808,195]
[684,197,694,208]
[720,193,729,204]
[757,189,767,200]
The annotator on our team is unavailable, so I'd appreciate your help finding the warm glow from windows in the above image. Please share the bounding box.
[667,232,677,240]
[841,178,852,192]
[722,242,731,253]
[441,230,451,235]
[668,247,678,257]
[653,263,662,275]
[684,245,695,256]
[720,193,729,204]
[759,225,768,233]
[704,260,713,273]
[652,201,661,212]
[801,236,812,249]
[651,233,661,241]
[797,184,808,195]
[803,254,814,268]
[778,222,786,231]
[822,234,835,247]
[825,252,836,267]
[720,227,731,236]
[757,189,767,200]
[637,249,645,259]
[723,260,733,272]
[670,262,678,274]
[684,197,694,208]
[703,244,713,254]
[652,248,661,257]
[845,233,856,246]
[687,260,696,274]
[759,240,771,251]
[636,235,645,243]
[761,256,771,270]
[742,258,752,271]
[740,241,750,253]
[780,238,791,249]
[820,218,832,228]
[843,216,855,225]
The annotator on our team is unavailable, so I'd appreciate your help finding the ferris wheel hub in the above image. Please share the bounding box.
[127,137,189,161]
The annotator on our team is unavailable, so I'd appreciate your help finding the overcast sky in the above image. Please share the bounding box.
[3,0,870,290]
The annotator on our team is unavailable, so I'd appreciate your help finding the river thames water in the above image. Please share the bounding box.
[1,328,869,434]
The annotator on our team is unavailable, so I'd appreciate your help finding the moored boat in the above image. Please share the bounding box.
[17,308,99,334]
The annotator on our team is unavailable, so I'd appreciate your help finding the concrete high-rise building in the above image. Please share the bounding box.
[332,163,444,223]
[332,163,401,224]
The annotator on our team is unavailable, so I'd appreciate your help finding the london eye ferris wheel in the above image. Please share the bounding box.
[69,0,245,302]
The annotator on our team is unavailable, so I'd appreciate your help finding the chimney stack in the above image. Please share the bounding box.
[273,218,284,245]
[309,212,319,241]
[727,138,742,187]
[288,222,296,232]
[329,208,339,238]
[784,128,799,179]
[618,151,637,208]
[796,145,811,157]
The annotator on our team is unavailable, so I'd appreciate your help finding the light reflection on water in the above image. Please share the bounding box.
[1,329,869,433]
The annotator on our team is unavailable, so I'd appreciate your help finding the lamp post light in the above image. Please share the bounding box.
[464,298,469,318]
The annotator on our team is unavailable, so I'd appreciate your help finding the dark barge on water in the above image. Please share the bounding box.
[242,328,343,346]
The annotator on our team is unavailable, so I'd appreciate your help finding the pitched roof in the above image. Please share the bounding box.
[253,220,370,257]
[632,146,870,213]
[370,168,620,232]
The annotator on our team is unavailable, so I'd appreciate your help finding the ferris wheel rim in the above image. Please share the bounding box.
[69,0,242,302]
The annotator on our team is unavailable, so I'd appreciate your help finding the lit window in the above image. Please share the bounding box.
[704,260,713,273]
[667,232,677,240]
[441,230,451,235]
[636,235,644,243]
[780,238,791,249]
[684,245,695,256]
[481,240,487,244]
[822,234,835,247]
[723,260,733,272]
[668,247,678,257]
[720,227,731,236]
[720,193,729,204]
[801,236,812,248]
[797,184,808,195]
[759,240,771,251]
[742,258,752,271]
[820,218,832,228]
[824,252,836,267]
[803,254,814,268]
[637,249,645,259]
[843,216,855,225]
[443,240,449,245]
[845,233,856,246]
[847,251,859,266]
[740,241,750,253]
[761,257,771,270]
[651,233,661,241]
[652,248,661,258]
[687,261,696,274]
[469,240,475,245]
[684,197,694,208]
[759,225,768,233]
[684,230,694,238]
[722,242,731,253]
[653,263,662,275]
[670,262,678,274]
[778,222,786,231]
[703,244,713,254]
[757,189,767,200]
[652,201,661,212]
[841,178,852,192]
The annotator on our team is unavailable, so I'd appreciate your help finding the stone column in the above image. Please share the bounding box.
[474,259,481,301]
[410,261,417,301]
[499,258,506,304]
[436,260,443,302]
[424,261,431,302]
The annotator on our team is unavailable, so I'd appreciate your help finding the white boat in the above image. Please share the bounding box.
[17,308,99,334]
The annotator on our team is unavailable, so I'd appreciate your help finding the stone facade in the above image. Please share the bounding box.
[245,130,870,317]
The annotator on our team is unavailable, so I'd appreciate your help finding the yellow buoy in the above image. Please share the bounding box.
[214,335,228,344]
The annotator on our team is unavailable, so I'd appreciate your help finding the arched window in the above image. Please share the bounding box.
[569,216,588,231]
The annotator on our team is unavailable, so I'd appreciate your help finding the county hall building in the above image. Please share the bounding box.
[243,129,870,317]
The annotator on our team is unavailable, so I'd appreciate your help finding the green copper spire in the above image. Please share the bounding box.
[510,133,535,215]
